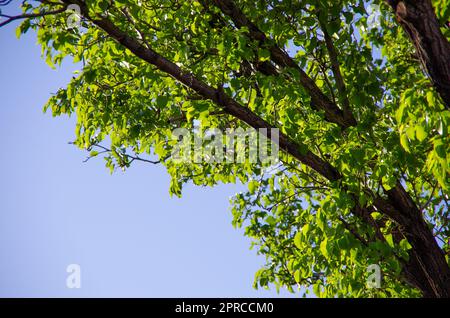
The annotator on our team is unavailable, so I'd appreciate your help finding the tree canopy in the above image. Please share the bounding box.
[1,0,450,297]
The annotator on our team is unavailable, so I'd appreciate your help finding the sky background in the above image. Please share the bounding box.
[0,11,297,297]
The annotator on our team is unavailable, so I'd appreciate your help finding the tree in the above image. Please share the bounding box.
[1,0,449,297]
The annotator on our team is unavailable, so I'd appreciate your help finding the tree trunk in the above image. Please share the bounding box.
[388,0,450,108]
[380,183,450,297]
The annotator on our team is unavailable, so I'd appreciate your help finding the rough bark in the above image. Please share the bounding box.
[376,183,450,297]
[384,1,450,295]
[388,0,450,108]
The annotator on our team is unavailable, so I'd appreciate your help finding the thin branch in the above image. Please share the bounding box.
[119,7,151,49]
[318,18,354,124]
[420,182,438,212]
[338,216,369,246]
[0,7,67,28]
[88,143,162,165]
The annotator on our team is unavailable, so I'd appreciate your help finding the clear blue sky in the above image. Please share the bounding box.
[0,16,297,297]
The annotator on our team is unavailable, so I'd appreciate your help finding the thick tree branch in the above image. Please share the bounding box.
[376,182,450,297]
[387,0,450,108]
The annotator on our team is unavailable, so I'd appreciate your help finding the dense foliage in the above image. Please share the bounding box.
[2,0,450,297]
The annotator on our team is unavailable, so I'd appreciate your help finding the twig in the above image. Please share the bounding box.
[338,216,369,246]
[0,7,67,28]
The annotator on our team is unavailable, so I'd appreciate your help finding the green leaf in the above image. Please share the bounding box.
[426,91,436,108]
[294,232,302,249]
[248,180,257,194]
[248,89,257,110]
[399,238,412,250]
[156,95,169,108]
[406,126,415,140]
[320,238,329,258]
[385,234,394,248]
[294,270,301,283]
[400,134,410,152]
[15,25,22,39]
[259,49,271,62]
[301,224,310,238]
[415,125,427,142]
[434,139,446,159]
[265,215,276,226]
